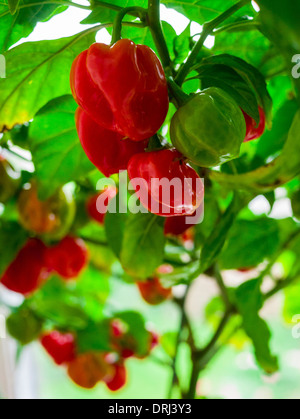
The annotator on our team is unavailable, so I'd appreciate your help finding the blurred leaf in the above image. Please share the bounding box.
[160,331,177,358]
[76,320,112,353]
[235,278,278,373]
[283,281,300,324]
[200,194,242,272]
[8,0,20,15]
[257,0,300,98]
[29,95,94,198]
[6,307,43,345]
[114,311,151,357]
[219,218,280,270]
[120,212,165,279]
[0,220,27,277]
[0,31,95,131]
[257,100,298,160]
[105,194,127,259]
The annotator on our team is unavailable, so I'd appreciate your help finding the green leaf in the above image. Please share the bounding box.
[195,63,260,123]
[121,21,177,61]
[283,281,300,325]
[213,27,270,68]
[76,320,112,353]
[235,279,278,373]
[114,311,151,357]
[0,0,67,53]
[105,194,127,259]
[29,95,94,198]
[160,331,177,358]
[8,0,20,15]
[219,218,280,270]
[0,31,95,131]
[81,0,148,25]
[200,54,273,123]
[200,194,242,272]
[210,110,300,192]
[161,0,255,25]
[0,221,27,277]
[257,0,300,99]
[256,99,298,161]
[173,23,191,65]
[120,212,165,279]
[6,307,43,345]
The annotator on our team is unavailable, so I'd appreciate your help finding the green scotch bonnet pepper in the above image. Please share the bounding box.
[170,87,246,168]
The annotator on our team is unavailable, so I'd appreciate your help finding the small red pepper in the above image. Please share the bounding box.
[41,331,76,365]
[242,106,266,142]
[127,149,204,217]
[45,236,88,280]
[1,239,48,295]
[71,39,169,142]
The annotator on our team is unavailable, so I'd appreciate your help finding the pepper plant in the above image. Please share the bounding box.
[0,0,300,399]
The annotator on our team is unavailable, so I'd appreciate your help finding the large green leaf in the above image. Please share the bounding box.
[219,218,280,270]
[200,193,243,272]
[0,220,28,277]
[120,211,165,279]
[257,0,300,99]
[210,110,300,192]
[0,0,67,53]
[235,279,278,373]
[0,31,95,131]
[29,95,94,199]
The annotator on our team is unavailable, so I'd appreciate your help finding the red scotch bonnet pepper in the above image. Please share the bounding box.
[71,39,169,142]
[127,149,204,217]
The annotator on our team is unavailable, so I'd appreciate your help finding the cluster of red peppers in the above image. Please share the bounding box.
[1,236,88,295]
[40,321,158,391]
[71,39,266,238]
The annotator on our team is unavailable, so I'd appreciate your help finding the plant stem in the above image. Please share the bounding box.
[175,0,251,85]
[111,6,147,45]
[147,0,171,70]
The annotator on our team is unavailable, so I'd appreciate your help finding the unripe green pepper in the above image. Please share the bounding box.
[170,87,246,168]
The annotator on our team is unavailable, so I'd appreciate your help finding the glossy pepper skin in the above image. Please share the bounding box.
[45,236,88,279]
[41,331,76,365]
[242,106,266,142]
[76,108,148,177]
[170,87,246,168]
[1,239,48,295]
[71,39,169,142]
[127,149,204,217]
